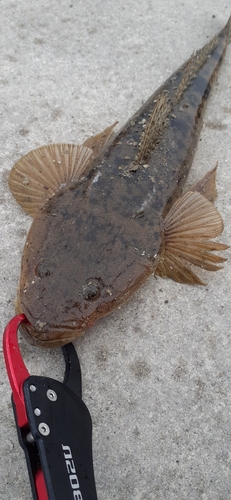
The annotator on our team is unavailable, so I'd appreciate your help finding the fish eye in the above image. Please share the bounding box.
[82,279,101,301]
[35,262,51,278]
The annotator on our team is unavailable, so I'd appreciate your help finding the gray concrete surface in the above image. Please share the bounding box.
[0,1,231,499]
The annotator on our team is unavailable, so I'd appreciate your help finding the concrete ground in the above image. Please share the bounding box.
[0,1,231,499]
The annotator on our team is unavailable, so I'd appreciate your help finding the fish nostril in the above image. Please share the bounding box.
[82,279,101,301]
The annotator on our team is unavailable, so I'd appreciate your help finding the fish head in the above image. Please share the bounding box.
[18,182,162,347]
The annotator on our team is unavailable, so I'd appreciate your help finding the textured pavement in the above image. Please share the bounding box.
[0,1,231,499]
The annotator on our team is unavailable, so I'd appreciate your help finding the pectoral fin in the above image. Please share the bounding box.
[156,191,228,285]
[9,123,117,217]
[9,144,93,216]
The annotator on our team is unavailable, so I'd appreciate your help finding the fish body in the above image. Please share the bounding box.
[9,19,230,346]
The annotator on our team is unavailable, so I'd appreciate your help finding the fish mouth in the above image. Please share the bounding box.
[18,264,156,347]
[19,321,86,347]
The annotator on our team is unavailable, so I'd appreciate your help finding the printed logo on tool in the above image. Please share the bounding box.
[62,444,83,500]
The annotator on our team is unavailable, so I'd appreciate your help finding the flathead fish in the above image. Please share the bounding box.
[9,18,230,346]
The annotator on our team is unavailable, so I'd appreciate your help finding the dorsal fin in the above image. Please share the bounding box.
[9,144,93,217]
[136,92,170,163]
[172,35,218,106]
[136,31,220,166]
[156,191,228,285]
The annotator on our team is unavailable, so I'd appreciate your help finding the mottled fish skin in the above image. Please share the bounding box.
[19,19,230,346]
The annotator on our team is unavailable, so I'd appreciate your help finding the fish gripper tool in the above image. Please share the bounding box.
[3,314,98,500]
